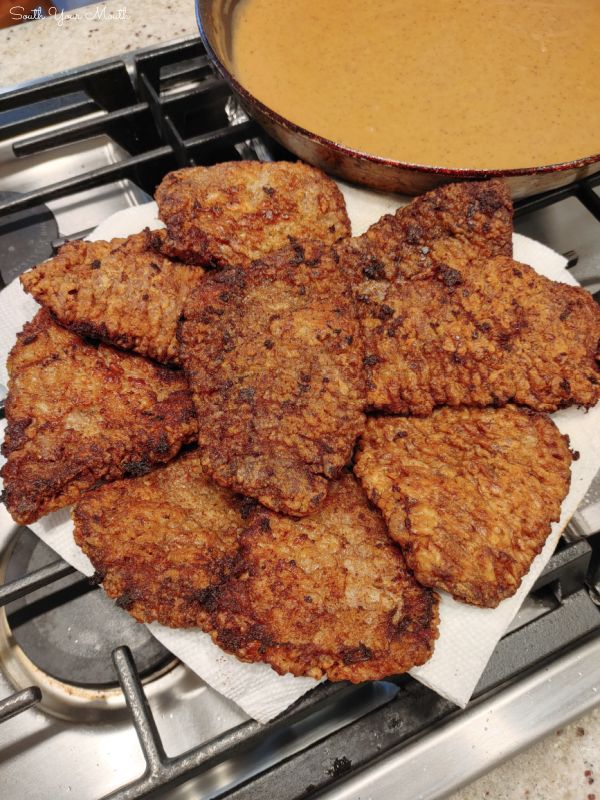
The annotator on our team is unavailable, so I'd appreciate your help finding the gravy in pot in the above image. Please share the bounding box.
[232,0,600,170]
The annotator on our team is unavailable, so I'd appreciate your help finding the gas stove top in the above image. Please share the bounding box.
[0,36,599,800]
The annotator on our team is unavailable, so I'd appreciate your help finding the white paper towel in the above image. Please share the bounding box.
[1,186,599,722]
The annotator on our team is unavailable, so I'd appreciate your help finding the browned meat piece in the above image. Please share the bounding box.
[74,450,247,628]
[206,474,439,681]
[20,229,203,366]
[354,407,573,607]
[337,179,514,408]
[358,256,600,415]
[1,310,197,524]
[155,161,351,267]
[340,178,513,283]
[179,241,366,516]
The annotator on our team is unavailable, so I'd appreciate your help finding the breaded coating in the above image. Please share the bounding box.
[354,408,573,607]
[337,179,514,408]
[179,241,366,516]
[206,474,439,681]
[74,451,246,628]
[360,257,600,415]
[340,178,513,284]
[20,229,203,366]
[155,161,351,268]
[1,310,197,524]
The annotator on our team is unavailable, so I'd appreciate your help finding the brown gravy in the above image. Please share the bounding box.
[232,0,600,169]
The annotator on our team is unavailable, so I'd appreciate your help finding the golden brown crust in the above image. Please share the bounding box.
[179,241,366,516]
[337,179,515,408]
[20,229,203,366]
[358,256,600,415]
[1,310,197,524]
[73,451,246,628]
[339,178,513,284]
[206,474,439,681]
[155,161,351,267]
[354,407,573,607]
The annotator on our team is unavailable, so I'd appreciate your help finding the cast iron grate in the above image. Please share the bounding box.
[0,35,599,800]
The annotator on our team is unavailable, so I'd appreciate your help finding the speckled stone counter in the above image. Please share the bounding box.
[453,707,599,800]
[0,0,198,88]
[0,4,599,797]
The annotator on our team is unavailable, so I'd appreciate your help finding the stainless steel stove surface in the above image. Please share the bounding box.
[0,37,599,800]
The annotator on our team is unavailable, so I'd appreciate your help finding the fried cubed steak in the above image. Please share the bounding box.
[178,241,366,516]
[206,474,439,681]
[1,310,197,524]
[359,256,600,415]
[354,407,573,607]
[20,229,203,366]
[340,177,513,284]
[155,161,351,267]
[337,179,515,409]
[74,450,247,628]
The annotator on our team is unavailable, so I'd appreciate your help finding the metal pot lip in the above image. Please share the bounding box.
[196,1,600,180]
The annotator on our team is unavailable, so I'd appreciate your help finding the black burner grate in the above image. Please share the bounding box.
[0,34,600,800]
[0,38,261,257]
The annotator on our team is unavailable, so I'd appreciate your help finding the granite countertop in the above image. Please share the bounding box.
[0,3,599,798]
[0,0,198,87]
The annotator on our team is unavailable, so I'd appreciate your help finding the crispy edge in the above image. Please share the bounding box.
[1,310,197,524]
[20,229,204,366]
[354,408,573,607]
[156,161,351,267]
[337,179,515,407]
[204,475,439,680]
[362,177,513,278]
[73,450,247,628]
[359,256,600,414]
